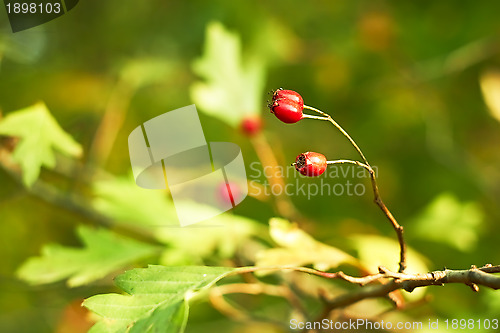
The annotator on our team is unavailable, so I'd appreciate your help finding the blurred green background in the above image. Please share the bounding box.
[1,1,500,332]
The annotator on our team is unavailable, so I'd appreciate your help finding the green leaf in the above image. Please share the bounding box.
[92,175,179,228]
[256,218,360,271]
[411,193,483,251]
[0,102,82,187]
[190,22,266,127]
[17,226,158,287]
[158,213,265,265]
[350,234,429,274]
[93,175,264,263]
[0,27,46,64]
[480,69,500,124]
[84,265,235,333]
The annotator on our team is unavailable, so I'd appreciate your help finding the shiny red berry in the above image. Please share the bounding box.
[273,89,304,108]
[240,115,262,136]
[270,99,303,124]
[294,152,327,177]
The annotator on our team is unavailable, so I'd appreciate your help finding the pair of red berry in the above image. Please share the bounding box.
[270,88,305,124]
[269,88,328,177]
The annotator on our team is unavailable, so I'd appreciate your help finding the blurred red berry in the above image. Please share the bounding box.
[273,88,304,108]
[240,115,262,136]
[294,152,327,177]
[270,99,303,124]
[217,181,242,206]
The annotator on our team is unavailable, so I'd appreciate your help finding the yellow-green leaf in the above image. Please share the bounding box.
[350,234,429,274]
[480,69,500,123]
[190,22,266,127]
[0,102,82,187]
[411,193,483,252]
[17,226,158,287]
[92,175,263,263]
[256,218,360,271]
[350,234,430,299]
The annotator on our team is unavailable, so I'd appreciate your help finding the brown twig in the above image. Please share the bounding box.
[218,264,500,325]
[303,105,407,272]
[233,264,500,291]
[323,264,500,309]
[209,283,307,324]
[379,294,433,315]
[367,166,407,273]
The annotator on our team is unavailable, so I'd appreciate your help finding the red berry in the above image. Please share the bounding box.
[240,115,262,136]
[270,99,303,124]
[217,181,242,206]
[273,89,304,108]
[294,152,327,177]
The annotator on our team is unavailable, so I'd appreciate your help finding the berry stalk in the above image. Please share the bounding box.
[312,109,406,272]
[303,105,369,167]
[323,158,407,273]
[270,89,407,273]
[304,110,407,272]
[304,104,406,272]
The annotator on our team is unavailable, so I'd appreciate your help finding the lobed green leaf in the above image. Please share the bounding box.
[84,265,235,333]
[256,218,361,271]
[0,102,82,187]
[17,226,159,287]
[190,22,266,127]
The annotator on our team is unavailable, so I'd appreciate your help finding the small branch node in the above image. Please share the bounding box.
[467,283,480,292]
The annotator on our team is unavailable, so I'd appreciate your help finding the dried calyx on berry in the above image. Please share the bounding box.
[269,88,304,124]
[294,152,327,177]
[273,88,304,108]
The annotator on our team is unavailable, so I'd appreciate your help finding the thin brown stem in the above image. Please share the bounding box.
[303,105,407,272]
[323,265,500,309]
[302,114,329,121]
[224,264,500,315]
[303,105,369,166]
[326,159,366,167]
[209,283,308,322]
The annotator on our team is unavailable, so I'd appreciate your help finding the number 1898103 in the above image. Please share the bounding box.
[444,319,498,330]
[6,2,61,14]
